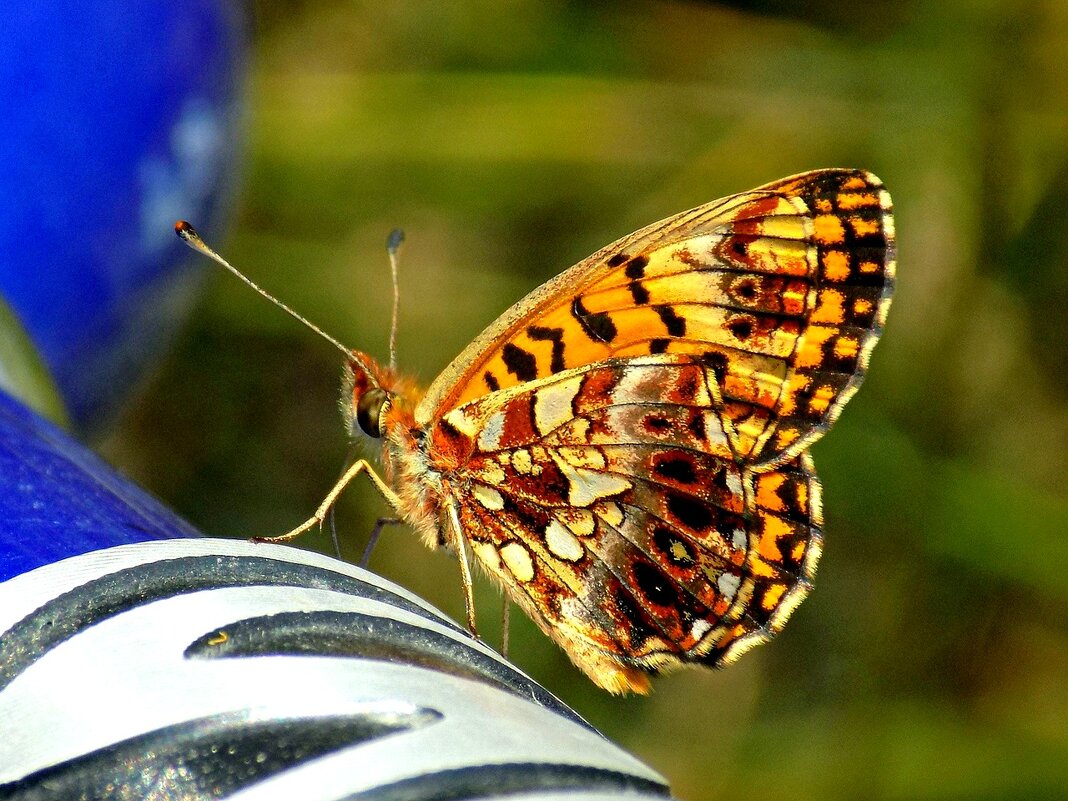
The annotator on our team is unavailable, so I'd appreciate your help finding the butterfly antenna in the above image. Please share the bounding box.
[386,229,404,372]
[175,221,352,359]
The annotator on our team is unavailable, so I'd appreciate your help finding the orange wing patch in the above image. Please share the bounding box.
[418,169,895,471]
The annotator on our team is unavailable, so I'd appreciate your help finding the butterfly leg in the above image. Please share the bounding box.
[358,516,403,568]
[500,595,510,659]
[447,502,480,639]
[253,459,403,544]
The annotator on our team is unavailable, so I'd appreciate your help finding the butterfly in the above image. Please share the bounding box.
[177,168,895,693]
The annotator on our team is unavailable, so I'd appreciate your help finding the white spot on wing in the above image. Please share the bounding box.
[472,541,502,573]
[477,410,506,452]
[544,520,584,562]
[725,468,744,497]
[691,618,712,641]
[718,571,741,599]
[597,501,624,528]
[560,509,595,537]
[698,411,729,447]
[511,448,533,474]
[473,461,505,485]
[444,407,479,438]
[500,542,535,582]
[534,374,583,436]
[551,451,630,506]
[473,483,505,511]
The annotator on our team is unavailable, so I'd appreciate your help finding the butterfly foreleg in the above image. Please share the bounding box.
[254,459,404,544]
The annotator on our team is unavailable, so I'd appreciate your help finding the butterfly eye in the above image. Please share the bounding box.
[355,388,389,438]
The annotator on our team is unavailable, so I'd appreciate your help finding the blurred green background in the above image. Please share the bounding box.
[99,1,1068,798]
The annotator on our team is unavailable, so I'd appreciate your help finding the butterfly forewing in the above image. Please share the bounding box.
[417,169,894,468]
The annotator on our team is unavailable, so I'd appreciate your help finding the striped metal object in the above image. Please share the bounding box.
[0,536,669,800]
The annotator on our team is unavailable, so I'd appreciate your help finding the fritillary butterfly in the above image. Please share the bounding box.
[178,168,895,693]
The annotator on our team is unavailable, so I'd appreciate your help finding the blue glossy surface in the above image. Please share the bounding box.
[0,2,244,429]
[0,389,198,583]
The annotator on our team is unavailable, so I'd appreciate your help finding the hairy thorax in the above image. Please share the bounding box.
[381,403,448,551]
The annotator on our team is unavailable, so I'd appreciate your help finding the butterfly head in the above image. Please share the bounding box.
[343,350,418,442]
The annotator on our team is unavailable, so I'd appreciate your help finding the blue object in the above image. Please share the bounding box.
[0,388,198,583]
[0,2,245,430]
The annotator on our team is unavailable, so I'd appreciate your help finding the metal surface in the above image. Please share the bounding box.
[0,537,671,800]
[0,389,199,583]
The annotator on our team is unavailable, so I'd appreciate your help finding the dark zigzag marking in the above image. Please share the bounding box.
[526,325,566,374]
[628,280,650,305]
[625,255,649,278]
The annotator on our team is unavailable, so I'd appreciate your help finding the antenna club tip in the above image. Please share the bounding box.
[387,228,405,254]
[175,220,197,239]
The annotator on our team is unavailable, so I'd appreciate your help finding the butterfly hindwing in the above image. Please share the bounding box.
[431,357,822,692]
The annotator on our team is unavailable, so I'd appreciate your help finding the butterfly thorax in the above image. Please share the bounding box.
[342,351,446,550]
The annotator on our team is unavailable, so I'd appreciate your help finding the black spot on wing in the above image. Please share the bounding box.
[571,296,617,343]
[688,410,707,442]
[730,237,750,257]
[484,371,500,392]
[613,583,664,647]
[502,343,538,382]
[666,491,713,532]
[734,278,758,301]
[711,465,731,492]
[652,526,697,568]
[649,338,669,354]
[727,317,753,341]
[632,560,680,609]
[628,280,650,305]
[625,255,649,279]
[642,414,672,434]
[652,454,697,484]
[655,305,686,337]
